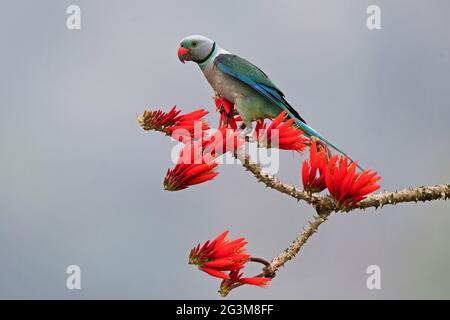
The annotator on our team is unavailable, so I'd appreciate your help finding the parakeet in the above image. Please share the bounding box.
[177,35,357,166]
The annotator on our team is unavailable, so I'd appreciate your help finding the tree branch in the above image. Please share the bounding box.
[235,149,317,205]
[222,148,450,296]
[235,148,450,213]
[263,209,332,277]
[138,112,450,297]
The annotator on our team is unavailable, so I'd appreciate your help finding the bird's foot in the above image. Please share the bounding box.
[245,134,255,143]
[239,126,255,143]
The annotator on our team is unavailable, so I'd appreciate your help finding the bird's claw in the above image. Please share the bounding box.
[239,127,255,142]
[245,134,255,143]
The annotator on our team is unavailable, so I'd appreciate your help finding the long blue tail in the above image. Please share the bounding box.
[292,118,363,171]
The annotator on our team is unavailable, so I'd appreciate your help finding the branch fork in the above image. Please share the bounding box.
[138,106,450,297]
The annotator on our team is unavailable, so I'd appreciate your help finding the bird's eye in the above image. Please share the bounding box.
[192,42,197,47]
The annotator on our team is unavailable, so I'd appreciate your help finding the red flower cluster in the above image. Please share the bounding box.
[255,111,308,151]
[301,138,381,207]
[301,138,329,193]
[189,230,271,295]
[138,106,209,140]
[164,127,244,191]
[219,270,271,297]
[178,126,244,164]
[140,105,382,208]
[215,97,240,130]
[164,163,219,191]
[325,156,381,209]
[189,230,250,279]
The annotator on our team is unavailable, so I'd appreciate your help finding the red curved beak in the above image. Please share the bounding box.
[178,47,189,63]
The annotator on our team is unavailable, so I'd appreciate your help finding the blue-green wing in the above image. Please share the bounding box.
[213,54,307,124]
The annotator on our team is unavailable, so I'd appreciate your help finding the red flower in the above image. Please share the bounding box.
[164,162,219,191]
[214,97,233,114]
[256,111,308,151]
[302,138,329,193]
[165,127,244,191]
[167,109,210,141]
[138,107,180,130]
[325,156,381,209]
[178,126,244,165]
[219,270,271,297]
[138,106,209,140]
[189,230,250,280]
[202,126,244,161]
[215,97,240,130]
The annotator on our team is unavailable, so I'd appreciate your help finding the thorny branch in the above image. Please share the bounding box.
[235,149,449,212]
[138,108,450,297]
[228,148,450,296]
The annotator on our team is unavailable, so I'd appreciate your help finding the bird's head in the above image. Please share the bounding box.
[178,35,215,64]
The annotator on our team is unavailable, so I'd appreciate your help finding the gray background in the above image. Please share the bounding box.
[1,0,449,299]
